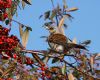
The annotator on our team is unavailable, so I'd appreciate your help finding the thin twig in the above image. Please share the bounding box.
[56,15,59,26]
[11,19,29,27]
[50,0,55,9]
[21,50,47,54]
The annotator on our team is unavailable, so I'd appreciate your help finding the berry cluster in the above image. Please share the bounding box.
[25,57,34,65]
[0,0,12,9]
[0,0,12,21]
[0,25,34,65]
[0,25,19,59]
[17,56,34,65]
[37,66,51,79]
[0,78,13,80]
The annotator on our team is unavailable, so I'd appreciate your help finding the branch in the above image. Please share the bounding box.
[21,50,45,66]
[63,59,99,80]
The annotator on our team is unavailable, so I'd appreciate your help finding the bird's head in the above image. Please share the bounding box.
[44,26,56,34]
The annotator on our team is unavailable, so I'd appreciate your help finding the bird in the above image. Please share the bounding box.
[44,26,87,53]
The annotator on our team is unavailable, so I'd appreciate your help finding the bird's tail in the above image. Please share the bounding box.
[67,43,87,50]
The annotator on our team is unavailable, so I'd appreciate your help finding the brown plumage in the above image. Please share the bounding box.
[48,33,68,46]
[47,33,87,53]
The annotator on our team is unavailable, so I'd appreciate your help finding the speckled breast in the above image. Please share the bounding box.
[48,33,68,45]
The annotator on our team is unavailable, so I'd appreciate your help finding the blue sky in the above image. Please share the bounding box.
[10,0,100,53]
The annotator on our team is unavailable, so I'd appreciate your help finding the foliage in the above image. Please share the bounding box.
[0,0,100,80]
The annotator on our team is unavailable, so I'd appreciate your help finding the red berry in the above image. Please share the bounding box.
[0,12,8,21]
[41,67,45,71]
[13,54,17,59]
[6,78,13,80]
[41,72,45,76]
[26,57,34,65]
[0,26,20,60]
[46,75,51,79]
[0,0,12,9]
[0,41,3,44]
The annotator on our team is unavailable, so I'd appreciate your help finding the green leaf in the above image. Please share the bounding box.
[22,27,30,48]
[81,40,91,45]
[52,58,59,64]
[39,15,43,19]
[65,14,74,21]
[44,11,50,20]
[73,70,80,79]
[44,22,53,27]
[5,20,10,25]
[6,8,12,19]
[26,26,32,31]
[30,67,37,72]
[21,53,26,64]
[63,24,68,28]
[50,10,56,20]
[10,1,17,16]
[41,56,46,61]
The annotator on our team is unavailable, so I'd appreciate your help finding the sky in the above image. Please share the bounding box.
[9,0,100,53]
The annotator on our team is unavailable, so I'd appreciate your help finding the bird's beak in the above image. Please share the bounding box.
[43,25,50,30]
[45,26,50,30]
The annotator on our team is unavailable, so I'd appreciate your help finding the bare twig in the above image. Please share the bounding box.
[50,0,55,9]
[12,19,29,28]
